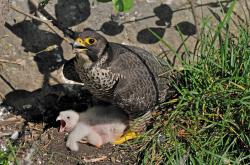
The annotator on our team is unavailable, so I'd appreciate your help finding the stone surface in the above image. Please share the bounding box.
[0,0,248,100]
[0,0,9,27]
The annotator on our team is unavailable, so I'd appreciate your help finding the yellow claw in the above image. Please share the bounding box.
[112,131,138,144]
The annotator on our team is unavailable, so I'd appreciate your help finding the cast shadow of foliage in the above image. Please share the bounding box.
[5,20,65,92]
[4,0,92,107]
[137,27,165,44]
[100,20,124,36]
[136,1,232,45]
[101,3,174,37]
[3,84,92,127]
[5,20,62,53]
[55,0,90,28]
[3,0,93,129]
[136,4,173,44]
[175,21,197,36]
[154,4,173,27]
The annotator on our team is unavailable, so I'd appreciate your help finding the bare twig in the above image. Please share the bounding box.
[0,116,24,126]
[83,156,108,163]
[0,132,12,137]
[188,0,200,39]
[29,0,75,39]
[79,140,88,144]
[42,139,51,149]
[0,58,23,65]
[10,5,72,44]
[0,92,5,99]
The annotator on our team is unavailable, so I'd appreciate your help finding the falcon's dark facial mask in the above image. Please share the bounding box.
[73,30,109,63]
[73,36,102,62]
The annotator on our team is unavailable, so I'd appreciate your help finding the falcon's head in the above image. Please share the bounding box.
[73,30,108,64]
[56,110,79,132]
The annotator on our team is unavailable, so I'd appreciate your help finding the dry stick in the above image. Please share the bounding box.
[28,0,60,30]
[0,59,23,65]
[29,0,44,11]
[84,156,108,163]
[188,0,200,39]
[0,117,24,126]
[0,91,5,99]
[10,5,72,44]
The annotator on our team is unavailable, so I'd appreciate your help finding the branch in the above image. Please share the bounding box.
[83,156,108,163]
[0,91,5,100]
[188,0,200,39]
[10,5,72,44]
[0,58,24,65]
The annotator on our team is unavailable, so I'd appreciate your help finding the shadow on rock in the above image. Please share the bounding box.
[3,84,93,127]
[100,20,124,36]
[5,20,62,53]
[55,0,90,28]
[34,48,64,74]
[175,21,197,36]
[154,4,173,27]
[207,0,233,8]
[5,20,66,93]
[137,27,165,44]
[62,58,82,82]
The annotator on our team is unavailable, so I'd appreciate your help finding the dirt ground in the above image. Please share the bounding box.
[32,128,138,165]
[0,0,247,164]
[0,86,139,164]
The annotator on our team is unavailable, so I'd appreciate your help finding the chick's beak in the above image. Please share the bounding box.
[56,116,61,121]
[56,116,67,132]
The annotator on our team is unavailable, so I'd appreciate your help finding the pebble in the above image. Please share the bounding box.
[54,53,63,63]
[0,105,11,121]
[11,131,19,140]
[158,133,167,143]
[146,0,157,3]
[22,104,32,109]
[0,143,7,151]
[110,156,116,163]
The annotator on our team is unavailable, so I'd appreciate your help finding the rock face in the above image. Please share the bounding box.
[0,0,248,101]
[0,0,9,27]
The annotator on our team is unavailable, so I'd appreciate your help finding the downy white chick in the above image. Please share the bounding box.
[56,105,128,151]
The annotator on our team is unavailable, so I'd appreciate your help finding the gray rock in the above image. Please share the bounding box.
[0,0,248,102]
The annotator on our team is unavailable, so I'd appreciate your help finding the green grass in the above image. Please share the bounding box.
[138,0,250,164]
[0,141,18,165]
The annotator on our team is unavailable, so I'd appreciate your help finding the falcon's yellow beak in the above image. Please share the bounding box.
[73,38,87,49]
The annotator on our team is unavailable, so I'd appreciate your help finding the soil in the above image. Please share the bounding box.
[0,86,139,165]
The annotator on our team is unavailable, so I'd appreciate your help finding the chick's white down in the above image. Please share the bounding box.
[57,105,128,151]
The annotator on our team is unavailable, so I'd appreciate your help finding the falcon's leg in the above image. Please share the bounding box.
[112,130,137,144]
[113,111,152,144]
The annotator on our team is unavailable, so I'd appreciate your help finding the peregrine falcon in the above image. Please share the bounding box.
[63,30,173,143]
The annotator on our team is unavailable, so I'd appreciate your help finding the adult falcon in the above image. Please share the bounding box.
[63,30,174,144]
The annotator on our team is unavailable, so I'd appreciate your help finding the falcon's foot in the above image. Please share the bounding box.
[112,130,138,144]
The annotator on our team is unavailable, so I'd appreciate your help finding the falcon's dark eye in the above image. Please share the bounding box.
[67,116,70,119]
[89,38,95,44]
[85,37,96,45]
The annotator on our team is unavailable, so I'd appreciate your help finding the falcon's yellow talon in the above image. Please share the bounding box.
[113,131,138,144]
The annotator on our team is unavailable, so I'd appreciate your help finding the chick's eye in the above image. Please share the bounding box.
[67,116,70,119]
[86,38,96,45]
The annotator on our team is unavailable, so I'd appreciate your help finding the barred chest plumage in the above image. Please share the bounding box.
[74,57,118,100]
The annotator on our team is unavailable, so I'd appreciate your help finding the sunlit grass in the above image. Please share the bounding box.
[138,0,250,164]
[0,141,18,165]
